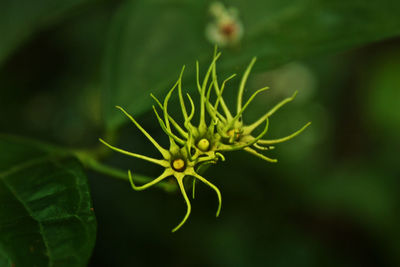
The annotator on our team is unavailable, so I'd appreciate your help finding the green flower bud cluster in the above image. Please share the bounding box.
[99,50,310,232]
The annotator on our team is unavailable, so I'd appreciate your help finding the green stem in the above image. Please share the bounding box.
[0,133,177,191]
[75,151,177,192]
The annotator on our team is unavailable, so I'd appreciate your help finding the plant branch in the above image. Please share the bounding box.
[75,152,177,192]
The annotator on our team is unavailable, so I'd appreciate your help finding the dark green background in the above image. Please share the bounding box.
[1,0,400,266]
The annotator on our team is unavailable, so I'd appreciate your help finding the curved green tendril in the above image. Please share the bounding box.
[151,93,188,139]
[253,143,274,151]
[186,93,195,123]
[128,169,172,191]
[257,122,311,145]
[244,146,277,163]
[237,57,257,114]
[152,106,185,145]
[246,90,298,133]
[172,177,192,232]
[99,138,167,167]
[227,86,269,130]
[191,171,222,217]
[115,106,170,158]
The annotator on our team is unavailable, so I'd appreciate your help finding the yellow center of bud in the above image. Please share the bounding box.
[227,129,235,137]
[227,129,240,141]
[197,138,210,152]
[172,158,185,172]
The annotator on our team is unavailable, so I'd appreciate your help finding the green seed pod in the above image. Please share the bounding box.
[197,138,210,151]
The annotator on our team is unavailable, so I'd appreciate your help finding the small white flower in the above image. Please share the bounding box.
[206,2,244,47]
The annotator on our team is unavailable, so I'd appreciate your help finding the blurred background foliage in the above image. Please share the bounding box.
[1,0,400,266]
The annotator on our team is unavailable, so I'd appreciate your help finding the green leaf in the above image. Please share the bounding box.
[0,136,96,267]
[306,166,397,229]
[0,0,93,66]
[102,0,400,130]
[102,0,209,129]
[365,49,400,140]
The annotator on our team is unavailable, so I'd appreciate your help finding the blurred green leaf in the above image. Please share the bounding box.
[365,50,400,140]
[307,166,397,229]
[0,136,96,267]
[102,0,208,129]
[103,0,400,130]
[0,0,93,66]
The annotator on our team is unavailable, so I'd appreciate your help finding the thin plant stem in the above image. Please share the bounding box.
[77,154,176,192]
